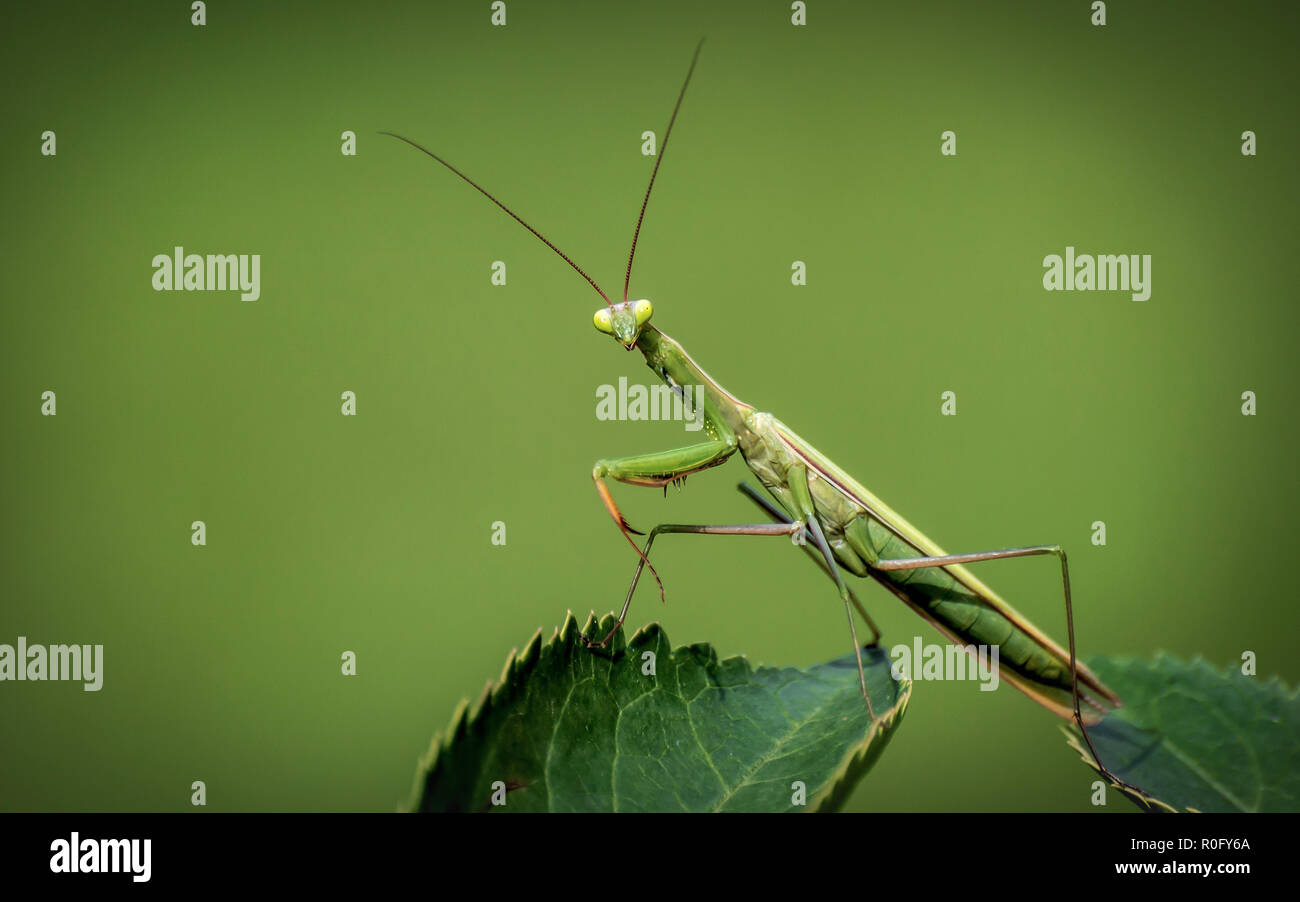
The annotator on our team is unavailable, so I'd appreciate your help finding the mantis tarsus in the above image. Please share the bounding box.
[384,39,1136,796]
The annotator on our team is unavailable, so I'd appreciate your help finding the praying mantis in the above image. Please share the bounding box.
[383,39,1135,794]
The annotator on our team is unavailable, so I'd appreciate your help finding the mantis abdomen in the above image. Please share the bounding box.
[738,410,1121,721]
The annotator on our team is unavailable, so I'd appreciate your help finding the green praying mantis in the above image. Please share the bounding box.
[383,40,1136,795]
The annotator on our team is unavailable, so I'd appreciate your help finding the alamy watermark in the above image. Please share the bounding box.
[0,637,103,690]
[50,833,150,882]
[890,637,999,691]
[596,376,705,432]
[151,246,261,301]
[1042,246,1151,302]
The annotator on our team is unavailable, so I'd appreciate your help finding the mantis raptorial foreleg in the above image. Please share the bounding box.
[591,426,739,601]
[870,545,1141,796]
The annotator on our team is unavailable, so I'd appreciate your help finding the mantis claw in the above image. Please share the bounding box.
[621,518,645,536]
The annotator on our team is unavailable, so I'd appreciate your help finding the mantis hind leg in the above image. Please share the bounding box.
[582,520,803,649]
[736,482,882,646]
[587,508,879,719]
[779,465,882,718]
[873,544,1141,799]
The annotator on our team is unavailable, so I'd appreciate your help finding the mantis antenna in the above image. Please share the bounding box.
[378,130,613,308]
[624,38,705,303]
[381,38,705,312]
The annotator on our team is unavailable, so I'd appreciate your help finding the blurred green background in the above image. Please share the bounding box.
[1,0,1296,812]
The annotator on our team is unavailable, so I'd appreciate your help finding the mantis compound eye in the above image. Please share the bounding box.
[593,307,614,334]
[633,299,653,326]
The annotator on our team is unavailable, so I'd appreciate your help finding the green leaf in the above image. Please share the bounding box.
[410,612,910,812]
[1063,654,1300,812]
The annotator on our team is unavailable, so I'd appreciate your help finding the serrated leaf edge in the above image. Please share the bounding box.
[404,610,911,812]
[811,680,911,812]
[402,614,572,812]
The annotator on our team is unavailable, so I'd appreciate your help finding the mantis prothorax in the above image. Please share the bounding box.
[384,39,1136,794]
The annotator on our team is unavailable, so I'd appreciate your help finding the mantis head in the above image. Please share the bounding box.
[593,300,653,350]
